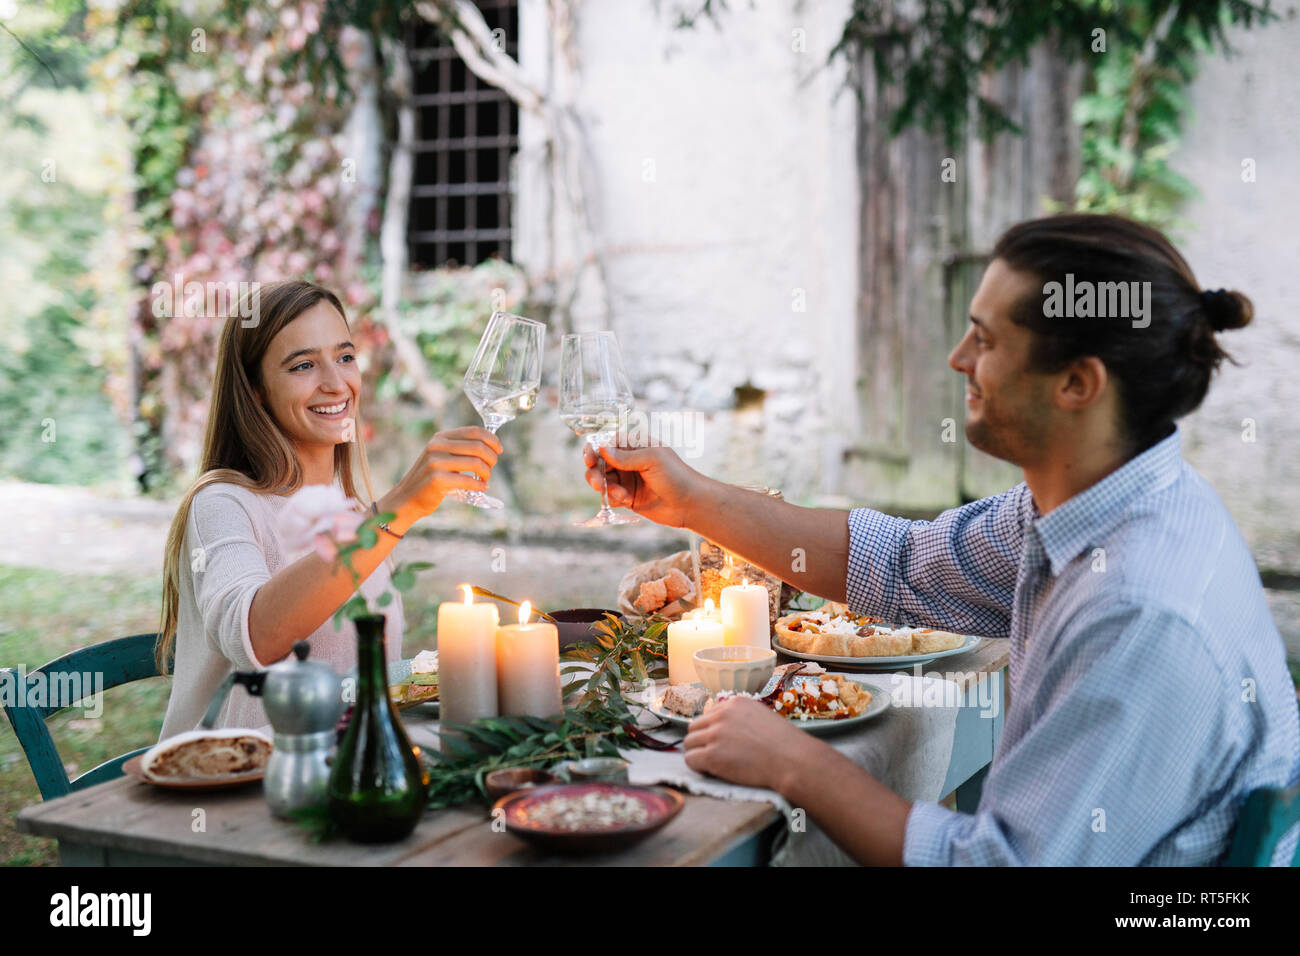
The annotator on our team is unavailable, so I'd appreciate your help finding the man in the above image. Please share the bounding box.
[581,214,1300,866]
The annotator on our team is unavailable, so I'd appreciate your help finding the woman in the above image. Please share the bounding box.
[156,280,501,737]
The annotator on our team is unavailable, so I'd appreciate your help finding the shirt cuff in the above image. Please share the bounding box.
[845,507,914,617]
[903,800,963,866]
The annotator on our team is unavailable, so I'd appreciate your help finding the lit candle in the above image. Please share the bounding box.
[495,601,562,717]
[683,598,720,621]
[722,579,770,649]
[437,585,500,751]
[666,616,725,685]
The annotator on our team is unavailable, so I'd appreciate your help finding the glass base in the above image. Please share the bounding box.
[448,489,505,510]
[575,507,640,527]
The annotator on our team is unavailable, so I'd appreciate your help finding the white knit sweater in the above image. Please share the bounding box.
[158,482,404,740]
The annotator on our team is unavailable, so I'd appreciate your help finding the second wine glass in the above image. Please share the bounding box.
[558,331,640,527]
[452,311,545,510]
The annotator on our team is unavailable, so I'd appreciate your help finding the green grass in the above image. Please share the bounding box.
[0,565,167,866]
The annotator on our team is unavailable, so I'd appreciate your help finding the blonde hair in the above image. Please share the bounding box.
[156,281,377,673]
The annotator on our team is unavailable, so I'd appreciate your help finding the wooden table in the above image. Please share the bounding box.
[17,638,1008,866]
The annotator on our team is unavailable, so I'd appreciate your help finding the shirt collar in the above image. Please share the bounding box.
[1031,425,1184,577]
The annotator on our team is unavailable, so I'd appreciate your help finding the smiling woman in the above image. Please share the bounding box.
[154,281,502,736]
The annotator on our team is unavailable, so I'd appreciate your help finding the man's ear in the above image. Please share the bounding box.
[1058,355,1108,411]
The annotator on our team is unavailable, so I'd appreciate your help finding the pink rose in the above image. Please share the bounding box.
[280,484,354,551]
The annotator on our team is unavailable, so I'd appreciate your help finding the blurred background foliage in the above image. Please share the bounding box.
[0,0,1276,492]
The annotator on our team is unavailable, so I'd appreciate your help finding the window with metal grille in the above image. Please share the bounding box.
[407,2,519,268]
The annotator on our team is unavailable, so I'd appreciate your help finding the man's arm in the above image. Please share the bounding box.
[585,444,852,600]
[844,485,1030,636]
[585,445,1028,632]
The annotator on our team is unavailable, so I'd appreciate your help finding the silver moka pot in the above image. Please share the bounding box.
[201,641,345,818]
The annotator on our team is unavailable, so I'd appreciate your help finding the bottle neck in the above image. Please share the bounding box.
[354,614,389,705]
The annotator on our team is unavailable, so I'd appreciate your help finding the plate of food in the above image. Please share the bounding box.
[493,782,684,854]
[125,728,272,791]
[774,602,981,668]
[387,650,439,713]
[648,663,890,736]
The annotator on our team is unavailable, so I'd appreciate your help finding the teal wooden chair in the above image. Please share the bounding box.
[1225,782,1300,866]
[1,633,166,801]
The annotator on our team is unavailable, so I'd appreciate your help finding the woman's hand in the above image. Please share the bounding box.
[682,696,821,791]
[581,444,704,529]
[384,426,503,526]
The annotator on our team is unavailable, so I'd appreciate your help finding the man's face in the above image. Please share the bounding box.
[947,258,1057,467]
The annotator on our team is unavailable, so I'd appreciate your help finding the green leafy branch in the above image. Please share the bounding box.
[426,687,641,809]
[329,510,434,629]
[561,613,670,705]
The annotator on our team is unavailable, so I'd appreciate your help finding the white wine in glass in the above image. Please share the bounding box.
[558,331,640,527]
[451,311,545,510]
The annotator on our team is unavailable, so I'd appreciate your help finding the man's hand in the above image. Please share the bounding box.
[582,444,704,529]
[682,696,823,791]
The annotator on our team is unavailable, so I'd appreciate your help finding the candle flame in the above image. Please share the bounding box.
[461,584,472,605]
[704,598,715,613]
[743,577,749,586]
[518,600,531,625]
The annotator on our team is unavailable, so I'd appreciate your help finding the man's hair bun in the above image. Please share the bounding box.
[1200,288,1253,333]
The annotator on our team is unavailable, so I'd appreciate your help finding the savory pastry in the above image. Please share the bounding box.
[908,628,967,654]
[774,604,965,658]
[714,665,872,721]
[142,729,272,779]
[767,674,872,720]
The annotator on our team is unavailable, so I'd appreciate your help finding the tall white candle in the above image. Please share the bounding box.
[666,616,725,685]
[495,601,562,717]
[437,585,499,750]
[722,580,770,649]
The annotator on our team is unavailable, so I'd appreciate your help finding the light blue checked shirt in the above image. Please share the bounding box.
[845,426,1300,866]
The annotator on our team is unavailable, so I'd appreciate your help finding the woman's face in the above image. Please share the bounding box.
[257,300,361,453]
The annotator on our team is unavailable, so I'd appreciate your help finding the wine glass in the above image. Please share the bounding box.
[449,311,545,510]
[558,331,640,527]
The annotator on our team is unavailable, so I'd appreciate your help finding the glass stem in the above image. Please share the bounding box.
[596,442,611,512]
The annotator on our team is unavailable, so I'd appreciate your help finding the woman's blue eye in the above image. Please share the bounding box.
[339,353,355,363]
[290,361,312,372]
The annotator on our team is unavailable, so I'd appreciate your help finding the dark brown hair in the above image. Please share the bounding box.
[992,213,1252,454]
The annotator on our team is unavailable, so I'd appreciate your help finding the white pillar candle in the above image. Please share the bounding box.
[495,601,562,717]
[666,617,725,685]
[722,580,770,649]
[437,586,500,751]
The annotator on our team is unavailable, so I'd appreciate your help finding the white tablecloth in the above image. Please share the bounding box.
[619,673,962,865]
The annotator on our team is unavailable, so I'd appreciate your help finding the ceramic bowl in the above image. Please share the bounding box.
[484,767,558,803]
[692,645,777,695]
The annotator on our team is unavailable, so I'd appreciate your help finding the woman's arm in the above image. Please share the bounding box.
[246,426,501,664]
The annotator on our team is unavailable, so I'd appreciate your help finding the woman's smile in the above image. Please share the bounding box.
[308,398,350,418]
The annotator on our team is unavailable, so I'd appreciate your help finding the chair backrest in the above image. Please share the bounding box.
[1,633,164,801]
[1225,782,1300,866]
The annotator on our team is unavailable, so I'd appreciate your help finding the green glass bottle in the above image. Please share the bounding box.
[328,614,426,842]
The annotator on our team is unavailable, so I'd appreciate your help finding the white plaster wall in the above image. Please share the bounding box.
[515,0,859,503]
[1169,9,1300,566]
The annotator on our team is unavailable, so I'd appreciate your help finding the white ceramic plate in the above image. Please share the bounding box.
[772,633,982,669]
[647,676,891,736]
